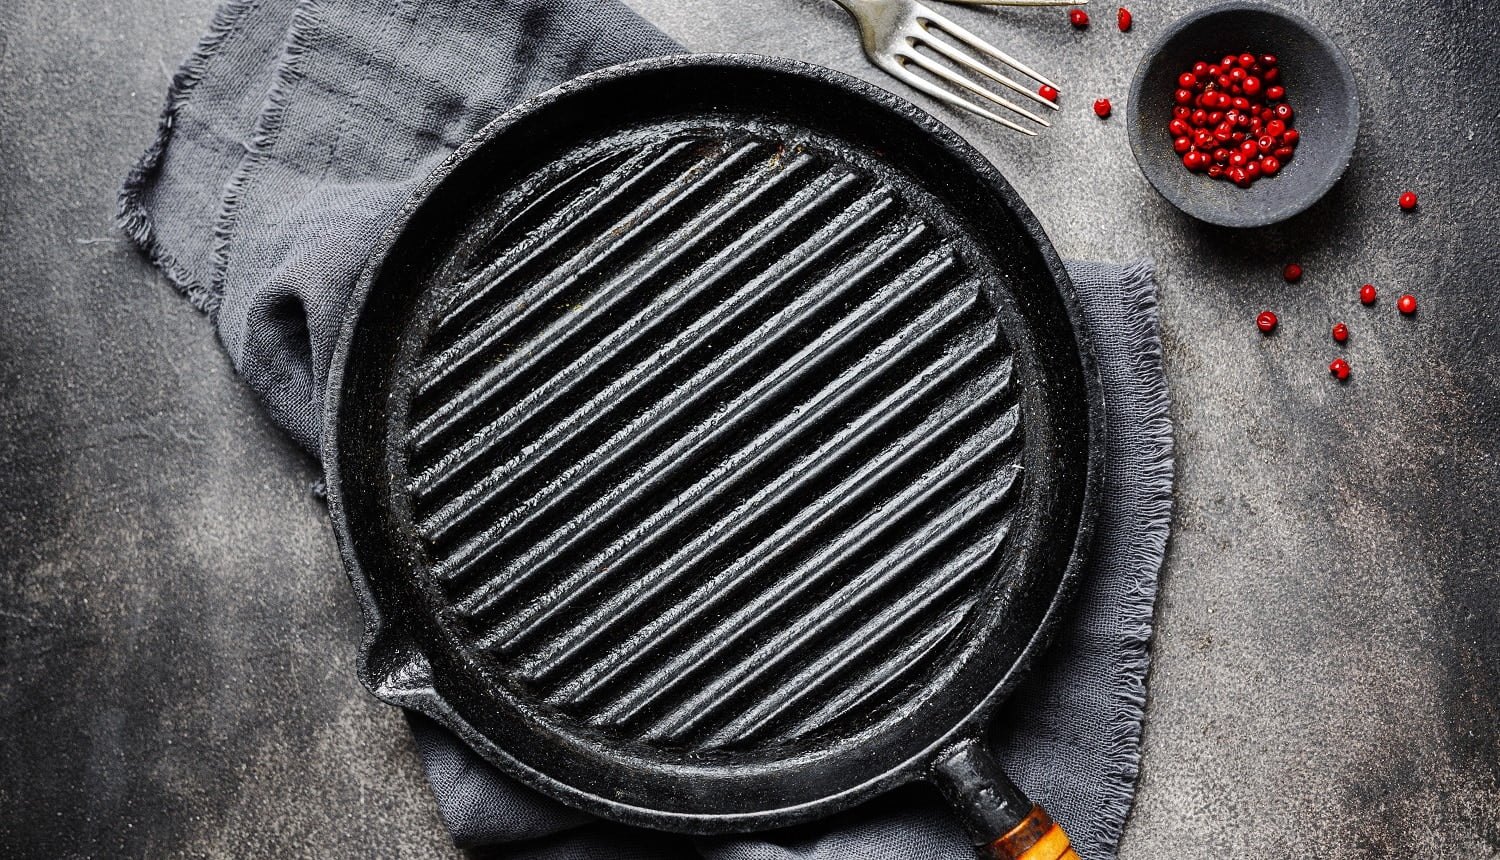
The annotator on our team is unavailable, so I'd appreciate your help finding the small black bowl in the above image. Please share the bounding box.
[1127,2,1359,228]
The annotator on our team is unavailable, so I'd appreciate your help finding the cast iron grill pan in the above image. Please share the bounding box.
[326,54,1103,860]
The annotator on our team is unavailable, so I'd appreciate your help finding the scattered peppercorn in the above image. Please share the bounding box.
[1359,284,1377,304]
[1039,84,1059,102]
[1332,322,1348,342]
[1117,7,1132,31]
[1284,263,1303,282]
[1257,311,1278,333]
[1070,8,1089,27]
[1094,98,1112,118]
[1398,293,1417,314]
[1329,358,1350,380]
[1399,191,1418,210]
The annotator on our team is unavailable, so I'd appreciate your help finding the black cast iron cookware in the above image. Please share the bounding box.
[325,53,1104,859]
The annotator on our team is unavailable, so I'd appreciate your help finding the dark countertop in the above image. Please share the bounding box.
[1,0,1496,856]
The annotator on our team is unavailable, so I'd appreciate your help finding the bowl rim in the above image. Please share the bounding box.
[1126,0,1360,228]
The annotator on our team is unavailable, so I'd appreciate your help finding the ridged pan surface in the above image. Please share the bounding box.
[327,54,1103,834]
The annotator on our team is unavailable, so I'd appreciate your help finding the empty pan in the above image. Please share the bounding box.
[325,54,1103,860]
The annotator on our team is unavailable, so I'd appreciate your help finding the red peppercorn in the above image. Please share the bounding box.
[1274,146,1295,160]
[1265,119,1286,137]
[1398,294,1417,314]
[1039,84,1059,102]
[1175,88,1194,104]
[1257,311,1278,333]
[1274,103,1294,120]
[1399,191,1418,210]
[1264,66,1280,82]
[1238,53,1256,68]
[1329,358,1351,380]
[1261,54,1278,66]
[1191,108,1208,125]
[1265,85,1285,100]
[1070,8,1089,27]
[1260,156,1280,175]
[1179,72,1198,89]
[1094,98,1112,118]
[1281,128,1300,145]
[1284,263,1303,282]
[1193,61,1209,76]
[1332,323,1348,342]
[1241,76,1262,96]
[1118,7,1132,30]
[1360,284,1377,304]
[1207,164,1225,178]
[1173,136,1191,153]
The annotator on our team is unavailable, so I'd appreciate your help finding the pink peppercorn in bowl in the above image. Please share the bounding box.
[1126,2,1359,228]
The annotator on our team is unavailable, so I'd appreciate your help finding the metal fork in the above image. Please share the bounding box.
[830,0,1078,135]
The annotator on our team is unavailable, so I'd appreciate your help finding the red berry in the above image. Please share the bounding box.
[1284,263,1303,282]
[1094,98,1112,118]
[1179,72,1198,89]
[1118,6,1132,30]
[1265,85,1285,100]
[1175,88,1194,104]
[1238,53,1257,68]
[1360,284,1377,304]
[1281,128,1300,145]
[1193,62,1209,76]
[1257,311,1278,333]
[1070,8,1089,27]
[1241,76,1262,96]
[1329,358,1351,380]
[1261,54,1278,67]
[1274,103,1294,120]
[1260,156,1281,175]
[1038,84,1059,102]
[1264,66,1280,82]
[1332,323,1348,342]
[1399,191,1418,210]
[1398,294,1417,314]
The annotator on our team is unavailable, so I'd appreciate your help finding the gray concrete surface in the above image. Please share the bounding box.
[1,0,1496,857]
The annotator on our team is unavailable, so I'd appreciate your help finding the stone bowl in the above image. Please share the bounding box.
[1127,1,1359,228]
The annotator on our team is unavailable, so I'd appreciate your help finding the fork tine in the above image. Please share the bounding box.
[901,50,1050,127]
[916,5,1061,91]
[874,55,1037,135]
[915,28,1058,111]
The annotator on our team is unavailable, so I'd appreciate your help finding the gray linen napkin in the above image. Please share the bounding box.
[118,2,1173,857]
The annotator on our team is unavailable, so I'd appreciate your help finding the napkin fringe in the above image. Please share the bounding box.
[1093,259,1173,850]
[116,0,258,316]
[208,0,320,317]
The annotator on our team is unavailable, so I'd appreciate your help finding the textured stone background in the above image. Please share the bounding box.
[1,0,1496,857]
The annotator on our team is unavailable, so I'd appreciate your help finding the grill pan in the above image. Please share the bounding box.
[326,54,1104,860]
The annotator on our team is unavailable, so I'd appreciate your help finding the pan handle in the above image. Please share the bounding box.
[931,738,1079,860]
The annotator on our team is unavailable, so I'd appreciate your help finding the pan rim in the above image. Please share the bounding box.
[324,51,1107,834]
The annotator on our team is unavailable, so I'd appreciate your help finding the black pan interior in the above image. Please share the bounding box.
[326,54,1103,833]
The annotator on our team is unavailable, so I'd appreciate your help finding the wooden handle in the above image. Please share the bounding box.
[983,804,1079,860]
